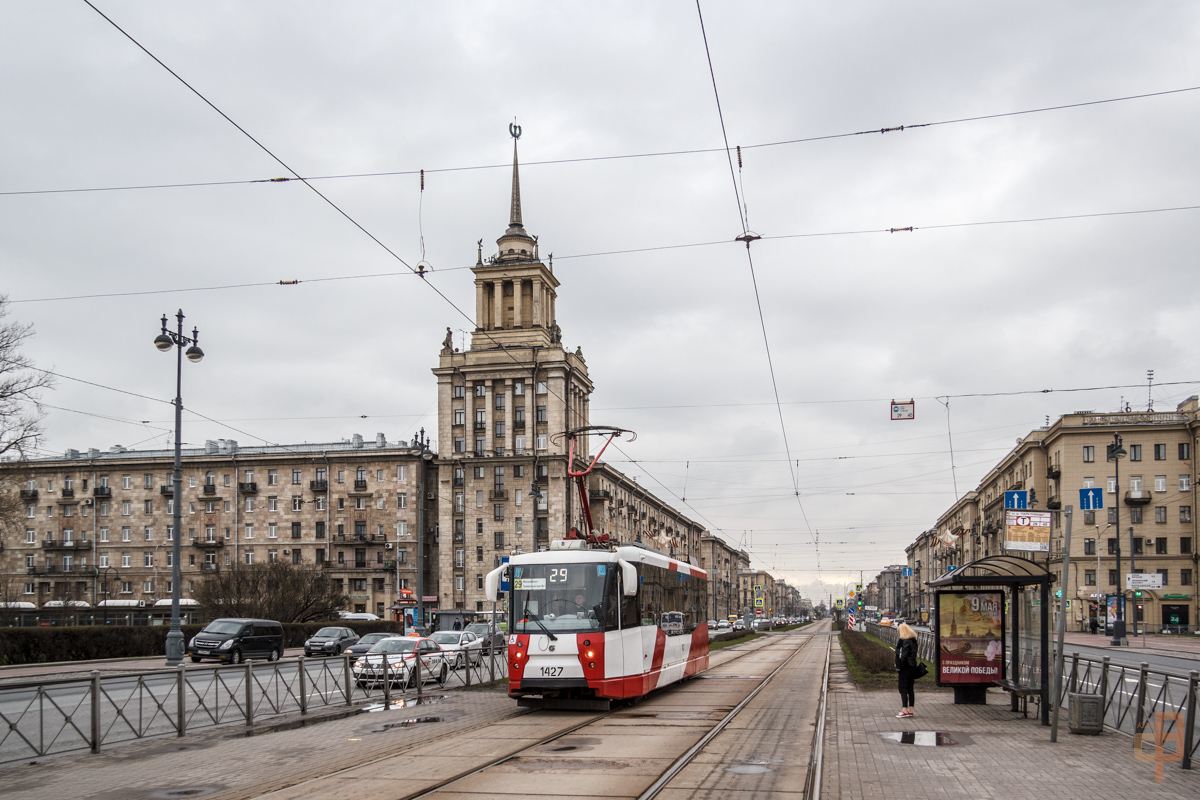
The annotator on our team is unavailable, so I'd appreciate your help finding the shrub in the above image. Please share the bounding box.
[840,627,895,673]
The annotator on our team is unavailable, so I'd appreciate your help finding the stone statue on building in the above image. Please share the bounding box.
[550,322,562,344]
[441,327,454,353]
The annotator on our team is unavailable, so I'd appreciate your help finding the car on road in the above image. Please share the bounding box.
[430,631,485,668]
[303,626,360,657]
[879,617,894,627]
[733,619,746,631]
[352,636,449,688]
[716,619,731,630]
[344,632,406,656]
[187,618,284,664]
[463,622,505,654]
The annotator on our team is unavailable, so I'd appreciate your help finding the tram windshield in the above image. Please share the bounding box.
[510,563,608,634]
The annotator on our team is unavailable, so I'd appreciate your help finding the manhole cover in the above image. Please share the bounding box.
[879,731,961,746]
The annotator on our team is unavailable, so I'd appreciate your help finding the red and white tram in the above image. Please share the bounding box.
[485,539,708,708]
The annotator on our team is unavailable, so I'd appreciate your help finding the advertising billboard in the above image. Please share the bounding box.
[936,591,1004,685]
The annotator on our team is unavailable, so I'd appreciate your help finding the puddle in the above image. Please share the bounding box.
[726,765,772,775]
[233,695,450,738]
[377,716,442,730]
[362,695,449,713]
[535,736,599,754]
[147,789,223,800]
[879,731,962,746]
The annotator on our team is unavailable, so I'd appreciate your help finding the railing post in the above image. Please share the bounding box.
[1182,670,1198,770]
[465,653,471,687]
[91,671,102,753]
[382,654,391,708]
[176,664,187,737]
[1100,657,1110,717]
[245,661,254,727]
[1069,653,1079,694]
[416,649,422,700]
[489,644,496,684]
[1135,662,1149,735]
[343,653,353,706]
[298,656,308,715]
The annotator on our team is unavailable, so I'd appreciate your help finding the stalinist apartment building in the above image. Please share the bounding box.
[432,135,710,613]
[1,435,437,617]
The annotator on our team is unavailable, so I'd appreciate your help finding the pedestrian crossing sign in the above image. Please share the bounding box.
[754,598,764,608]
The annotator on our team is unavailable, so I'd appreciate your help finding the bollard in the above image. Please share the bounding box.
[245,661,254,727]
[1136,662,1149,735]
[298,656,308,715]
[343,653,353,706]
[1182,671,1197,770]
[91,671,102,753]
[1069,653,1079,694]
[177,664,187,737]
[382,654,391,708]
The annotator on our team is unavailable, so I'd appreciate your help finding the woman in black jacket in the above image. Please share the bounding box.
[895,623,919,718]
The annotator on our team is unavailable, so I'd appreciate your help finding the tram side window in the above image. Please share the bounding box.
[637,563,701,635]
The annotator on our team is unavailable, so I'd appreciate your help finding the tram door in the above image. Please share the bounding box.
[616,567,643,680]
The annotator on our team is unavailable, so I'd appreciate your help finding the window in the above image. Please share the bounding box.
[292,496,303,512]
[397,548,407,564]
[514,435,526,454]
[515,489,523,506]
[396,520,407,537]
[1084,569,1096,586]
[1157,568,1169,585]
[1082,476,1095,489]
[1182,536,1193,554]
[1107,476,1118,493]
[1083,538,1096,555]
[376,497,385,510]
[494,531,504,548]
[454,492,464,513]
[493,504,504,521]
[121,500,132,516]
[376,469,385,482]
[475,436,485,454]
[315,495,325,511]
[1132,537,1144,555]
[1129,444,1142,461]
[494,466,504,493]
[454,437,465,453]
[98,553,109,568]
[514,518,522,536]
[1107,507,1117,524]
[1155,475,1167,492]
[454,408,465,425]
[316,521,325,539]
[120,581,132,595]
[1156,537,1168,554]
[23,583,33,595]
[536,434,547,451]
[25,504,34,518]
[292,523,302,539]
[1183,569,1194,586]
[1083,446,1095,463]
[1181,474,1192,492]
[204,500,215,514]
[1156,506,1168,524]
[266,496,277,512]
[268,549,278,563]
[477,574,484,590]
[514,381,525,395]
[121,526,131,542]
[337,470,344,484]
[119,474,131,490]
[292,469,302,485]
[475,384,486,398]
[536,405,547,423]
[145,526,153,541]
[536,381,547,395]
[1154,444,1167,460]
[245,524,255,539]
[1108,569,1118,586]
[473,466,485,479]
[338,498,345,510]
[1130,506,1143,525]
[495,393,505,410]
[205,525,216,542]
[292,549,302,565]
[476,518,483,535]
[476,546,483,562]
[1107,538,1118,555]
[1131,476,1143,493]
[267,469,277,486]
[495,421,505,437]
[25,529,34,543]
[455,548,464,567]
[453,384,465,398]
[1083,510,1095,525]
[1180,442,1191,460]
[355,497,367,510]
[144,551,154,567]
[455,575,465,591]
[397,492,408,509]
[144,500,153,514]
[245,497,255,512]
[476,490,484,508]
[121,552,131,568]
[245,550,254,565]
[475,409,486,427]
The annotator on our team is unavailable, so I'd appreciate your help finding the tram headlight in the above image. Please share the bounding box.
[588,662,595,669]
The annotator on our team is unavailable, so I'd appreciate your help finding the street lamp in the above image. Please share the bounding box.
[408,429,434,633]
[155,311,204,666]
[1106,433,1126,646]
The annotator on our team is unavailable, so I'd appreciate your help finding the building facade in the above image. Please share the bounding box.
[1,435,437,618]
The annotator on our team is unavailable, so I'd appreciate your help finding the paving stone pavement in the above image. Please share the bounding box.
[821,638,1200,799]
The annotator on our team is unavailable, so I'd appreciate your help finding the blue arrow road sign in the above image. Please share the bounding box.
[1079,488,1104,510]
[499,556,510,592]
[902,567,913,577]
[1004,491,1028,509]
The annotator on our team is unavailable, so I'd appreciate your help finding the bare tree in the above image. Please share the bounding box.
[194,560,348,622]
[0,296,53,536]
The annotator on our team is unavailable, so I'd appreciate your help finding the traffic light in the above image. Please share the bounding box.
[1134,591,1143,598]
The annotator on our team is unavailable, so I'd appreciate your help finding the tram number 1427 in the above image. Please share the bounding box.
[538,666,566,677]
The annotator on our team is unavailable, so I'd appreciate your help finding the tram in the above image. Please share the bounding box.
[484,426,709,709]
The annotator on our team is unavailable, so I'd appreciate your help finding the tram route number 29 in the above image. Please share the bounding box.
[539,666,565,677]
[549,568,569,583]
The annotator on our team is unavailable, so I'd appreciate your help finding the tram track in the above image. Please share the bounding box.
[384,623,831,800]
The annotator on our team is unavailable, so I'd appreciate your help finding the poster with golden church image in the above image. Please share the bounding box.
[936,591,1004,685]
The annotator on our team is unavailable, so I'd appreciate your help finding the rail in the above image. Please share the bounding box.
[0,649,509,764]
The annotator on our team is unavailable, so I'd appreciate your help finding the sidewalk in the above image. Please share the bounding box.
[821,641,1200,799]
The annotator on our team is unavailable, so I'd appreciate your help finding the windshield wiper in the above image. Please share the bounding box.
[522,596,557,641]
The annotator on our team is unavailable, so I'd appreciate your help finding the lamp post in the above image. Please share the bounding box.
[100,566,118,625]
[1107,433,1126,646]
[154,311,204,666]
[409,429,434,633]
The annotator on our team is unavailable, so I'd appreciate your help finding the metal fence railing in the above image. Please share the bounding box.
[858,622,1199,771]
[0,649,509,765]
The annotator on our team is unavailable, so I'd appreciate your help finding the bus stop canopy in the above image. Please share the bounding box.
[926,554,1054,725]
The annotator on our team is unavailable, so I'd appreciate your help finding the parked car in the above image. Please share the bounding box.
[430,630,485,668]
[303,626,360,657]
[345,632,406,656]
[187,618,284,664]
[463,622,506,653]
[352,637,449,688]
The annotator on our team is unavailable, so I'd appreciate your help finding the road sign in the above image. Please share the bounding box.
[865,605,878,611]
[855,584,863,593]
[1126,573,1164,590]
[946,565,958,572]
[848,590,855,598]
[1004,491,1028,510]
[754,598,764,608]
[1004,509,1052,552]
[902,567,913,577]
[499,556,510,592]
[890,400,915,420]
[835,599,844,608]
[1079,487,1104,510]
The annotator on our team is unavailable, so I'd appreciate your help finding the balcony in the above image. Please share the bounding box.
[513,420,525,431]
[353,479,368,491]
[589,489,612,502]
[27,566,56,575]
[200,562,219,571]
[1125,490,1153,506]
[19,488,38,500]
[93,486,112,498]
[310,480,328,492]
[191,539,225,548]
[491,489,507,500]
[202,484,217,495]
[333,532,387,544]
[1046,496,1061,510]
[61,488,75,498]
[1046,466,1062,480]
[160,485,176,497]
[238,482,258,494]
[474,422,486,431]
[452,478,464,487]
[41,539,91,550]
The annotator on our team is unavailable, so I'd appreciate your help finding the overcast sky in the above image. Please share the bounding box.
[4,2,1199,602]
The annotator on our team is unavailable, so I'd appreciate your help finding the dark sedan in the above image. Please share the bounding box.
[344,632,406,656]
[303,626,360,657]
[463,622,505,653]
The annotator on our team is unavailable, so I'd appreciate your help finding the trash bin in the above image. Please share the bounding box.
[1068,692,1104,735]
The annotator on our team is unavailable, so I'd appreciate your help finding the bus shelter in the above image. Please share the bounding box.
[926,554,1053,725]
